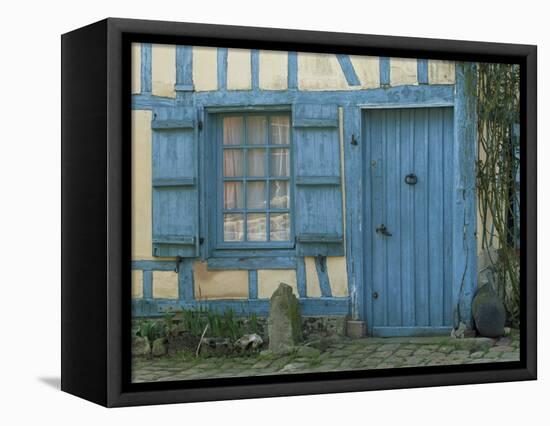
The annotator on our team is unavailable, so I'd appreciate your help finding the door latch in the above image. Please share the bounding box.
[376,224,392,236]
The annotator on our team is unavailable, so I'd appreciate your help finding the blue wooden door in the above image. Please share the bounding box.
[364,108,454,336]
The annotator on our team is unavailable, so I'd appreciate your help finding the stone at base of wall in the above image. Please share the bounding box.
[346,320,366,338]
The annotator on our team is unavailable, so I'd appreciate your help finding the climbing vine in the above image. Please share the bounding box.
[476,63,520,325]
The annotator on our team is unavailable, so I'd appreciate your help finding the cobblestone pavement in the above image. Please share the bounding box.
[132,333,519,383]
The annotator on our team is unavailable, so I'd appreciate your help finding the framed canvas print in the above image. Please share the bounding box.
[61,18,537,407]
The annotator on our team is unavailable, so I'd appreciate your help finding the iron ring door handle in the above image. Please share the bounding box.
[376,224,392,236]
[405,173,418,185]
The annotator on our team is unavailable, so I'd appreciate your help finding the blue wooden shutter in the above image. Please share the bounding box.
[151,106,199,257]
[293,104,344,256]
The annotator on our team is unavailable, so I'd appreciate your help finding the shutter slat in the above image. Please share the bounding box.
[152,119,194,130]
[151,106,199,257]
[295,176,340,186]
[152,177,196,187]
[293,104,344,256]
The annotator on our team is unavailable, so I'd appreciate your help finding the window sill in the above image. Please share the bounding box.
[207,248,297,270]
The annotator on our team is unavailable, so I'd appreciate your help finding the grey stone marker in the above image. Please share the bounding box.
[268,282,302,353]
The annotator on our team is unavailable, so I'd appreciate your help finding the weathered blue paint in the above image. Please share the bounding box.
[295,176,340,186]
[288,51,297,89]
[207,256,296,270]
[364,107,455,335]
[141,43,152,93]
[151,106,199,257]
[417,59,428,84]
[248,270,258,299]
[176,45,194,91]
[178,259,194,302]
[151,119,194,130]
[217,48,227,91]
[132,94,175,110]
[379,57,390,86]
[315,256,333,297]
[133,84,454,110]
[296,257,307,297]
[251,49,259,90]
[152,177,196,187]
[343,106,363,319]
[132,296,350,318]
[293,104,344,256]
[372,326,452,337]
[336,54,361,86]
[132,260,177,271]
[452,62,477,329]
[143,270,153,299]
[130,48,475,335]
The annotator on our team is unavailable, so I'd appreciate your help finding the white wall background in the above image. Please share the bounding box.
[0,0,545,423]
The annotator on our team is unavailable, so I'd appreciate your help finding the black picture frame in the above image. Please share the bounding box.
[61,17,537,407]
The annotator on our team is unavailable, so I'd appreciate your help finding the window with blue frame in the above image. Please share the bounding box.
[218,113,293,247]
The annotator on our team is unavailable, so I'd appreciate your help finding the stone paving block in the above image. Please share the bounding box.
[131,332,522,383]
[489,345,515,352]
[377,344,401,351]
[500,352,520,361]
[252,360,273,369]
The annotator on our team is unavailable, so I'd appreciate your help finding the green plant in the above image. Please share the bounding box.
[248,312,259,335]
[207,310,223,338]
[181,308,206,336]
[136,319,163,341]
[222,308,243,341]
[476,62,520,325]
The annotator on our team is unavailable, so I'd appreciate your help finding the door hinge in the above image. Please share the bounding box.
[198,120,203,131]
[351,134,358,145]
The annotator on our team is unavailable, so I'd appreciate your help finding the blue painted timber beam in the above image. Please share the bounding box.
[379,57,390,86]
[248,270,258,299]
[175,45,194,92]
[336,54,360,86]
[132,297,350,318]
[288,51,297,89]
[140,43,152,93]
[251,49,259,90]
[217,48,228,91]
[452,62,478,329]
[417,59,429,84]
[132,84,454,111]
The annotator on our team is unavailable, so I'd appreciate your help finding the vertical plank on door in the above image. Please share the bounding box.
[386,109,402,326]
[370,110,386,327]
[442,108,455,324]
[400,109,415,326]
[428,108,444,326]
[413,108,430,326]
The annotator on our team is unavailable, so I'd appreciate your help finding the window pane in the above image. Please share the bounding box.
[224,214,244,241]
[247,214,267,241]
[247,149,266,176]
[270,180,289,209]
[269,148,289,176]
[223,116,244,145]
[247,116,267,145]
[247,181,266,208]
[270,116,290,145]
[224,149,244,177]
[270,213,290,241]
[224,182,243,209]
